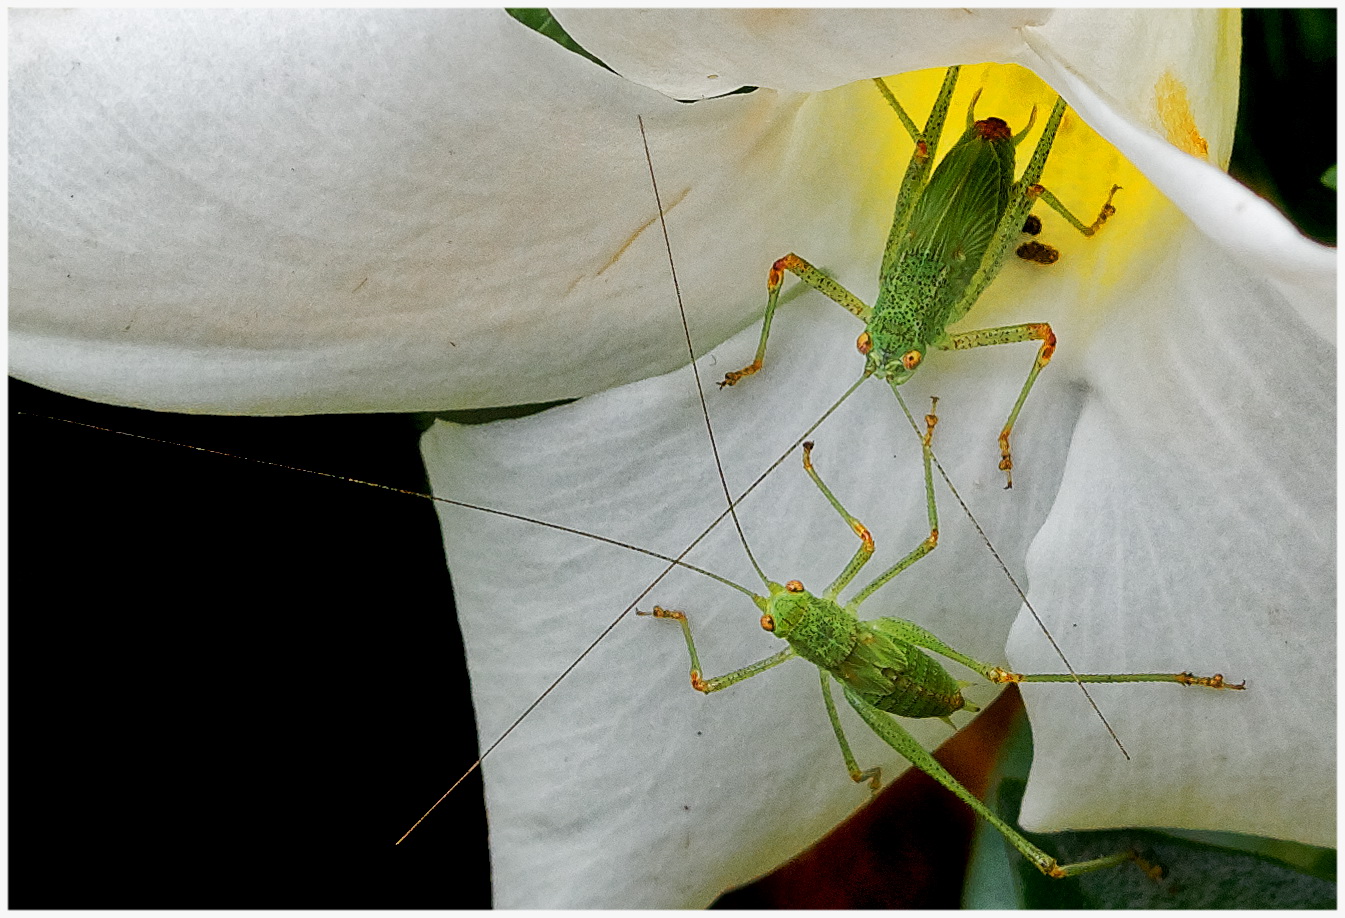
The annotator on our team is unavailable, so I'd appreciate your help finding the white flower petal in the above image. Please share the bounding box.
[1010,212,1334,848]
[1025,50,1335,343]
[1026,9,1243,167]
[10,10,892,412]
[1001,30,1335,848]
[13,10,1248,415]
[13,8,1330,907]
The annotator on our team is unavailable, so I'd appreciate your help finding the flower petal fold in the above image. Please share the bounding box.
[14,8,1332,907]
[556,9,1048,97]
[1009,210,1334,849]
[419,20,1335,905]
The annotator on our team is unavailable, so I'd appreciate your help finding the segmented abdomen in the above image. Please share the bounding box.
[865,645,966,719]
[833,620,967,719]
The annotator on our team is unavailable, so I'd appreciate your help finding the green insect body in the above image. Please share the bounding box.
[764,585,974,723]
[641,410,1245,880]
[720,65,1121,487]
[869,111,1025,385]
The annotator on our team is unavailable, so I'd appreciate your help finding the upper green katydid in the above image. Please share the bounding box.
[720,65,1120,488]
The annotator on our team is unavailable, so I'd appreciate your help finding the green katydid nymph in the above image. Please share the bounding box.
[719,65,1121,488]
[638,410,1243,881]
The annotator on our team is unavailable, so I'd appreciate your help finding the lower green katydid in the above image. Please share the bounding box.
[638,406,1243,880]
[718,64,1121,488]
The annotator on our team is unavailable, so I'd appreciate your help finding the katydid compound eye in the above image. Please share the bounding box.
[902,350,922,371]
[856,331,872,355]
[785,580,805,593]
[759,614,775,632]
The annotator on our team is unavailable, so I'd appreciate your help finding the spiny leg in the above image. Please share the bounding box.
[1033,182,1122,238]
[801,440,876,600]
[943,321,1056,488]
[820,670,881,791]
[1013,182,1120,268]
[873,66,961,278]
[870,618,1247,692]
[1008,110,1120,268]
[981,183,1119,487]
[846,399,941,609]
[1013,95,1122,237]
[637,606,795,693]
[986,668,1247,691]
[719,254,872,388]
[871,75,924,144]
[938,99,1119,486]
[840,682,1141,878]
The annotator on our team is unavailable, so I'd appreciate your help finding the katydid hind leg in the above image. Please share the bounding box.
[875,65,961,280]
[635,82,1245,894]
[840,683,1140,880]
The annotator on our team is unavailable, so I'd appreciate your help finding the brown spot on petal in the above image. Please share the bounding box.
[1156,72,1210,160]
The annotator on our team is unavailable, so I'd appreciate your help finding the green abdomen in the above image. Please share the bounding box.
[866,645,967,719]
[834,621,968,719]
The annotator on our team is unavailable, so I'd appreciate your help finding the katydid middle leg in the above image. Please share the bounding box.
[933,94,1122,487]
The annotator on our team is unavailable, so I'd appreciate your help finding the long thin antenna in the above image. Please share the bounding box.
[638,116,770,588]
[391,371,864,841]
[28,108,1127,851]
[20,366,860,846]
[887,390,1129,759]
[402,111,1122,838]
[397,119,876,840]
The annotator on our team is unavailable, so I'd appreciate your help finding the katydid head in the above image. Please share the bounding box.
[856,327,924,386]
[757,578,814,641]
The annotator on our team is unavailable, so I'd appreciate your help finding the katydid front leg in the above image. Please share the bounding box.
[718,254,871,388]
[636,606,795,694]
